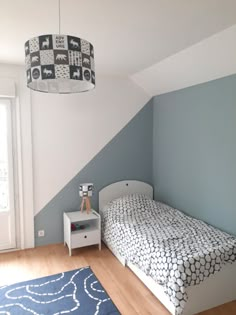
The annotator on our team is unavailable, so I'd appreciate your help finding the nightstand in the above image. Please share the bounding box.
[63,210,101,256]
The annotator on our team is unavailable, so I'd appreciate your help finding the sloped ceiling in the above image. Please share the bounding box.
[132,25,236,96]
[0,0,236,80]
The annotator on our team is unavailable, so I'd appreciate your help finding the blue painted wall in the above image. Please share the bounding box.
[35,73,236,246]
[35,100,153,246]
[153,74,236,236]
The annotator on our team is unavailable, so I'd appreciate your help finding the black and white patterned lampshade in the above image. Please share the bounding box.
[79,183,94,197]
[25,34,95,93]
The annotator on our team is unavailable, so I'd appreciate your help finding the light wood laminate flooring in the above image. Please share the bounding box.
[0,244,235,315]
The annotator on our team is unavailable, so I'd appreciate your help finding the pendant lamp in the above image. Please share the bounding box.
[24,0,95,94]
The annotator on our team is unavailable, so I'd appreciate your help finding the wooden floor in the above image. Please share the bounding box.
[0,243,235,315]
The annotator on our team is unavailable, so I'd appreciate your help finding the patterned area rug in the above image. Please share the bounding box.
[0,266,120,315]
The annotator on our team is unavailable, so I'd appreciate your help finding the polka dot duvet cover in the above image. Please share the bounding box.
[101,194,236,315]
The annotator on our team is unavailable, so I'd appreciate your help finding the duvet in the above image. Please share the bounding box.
[101,194,236,315]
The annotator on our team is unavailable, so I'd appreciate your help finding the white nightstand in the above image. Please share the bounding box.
[63,210,101,256]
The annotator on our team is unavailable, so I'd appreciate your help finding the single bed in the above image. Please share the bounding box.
[99,180,236,315]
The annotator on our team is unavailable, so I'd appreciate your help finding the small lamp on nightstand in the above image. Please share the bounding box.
[79,183,94,214]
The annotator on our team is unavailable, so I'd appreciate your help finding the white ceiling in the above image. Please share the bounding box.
[0,0,236,76]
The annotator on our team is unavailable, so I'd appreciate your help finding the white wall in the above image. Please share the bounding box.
[0,65,150,246]
[0,64,34,249]
[32,76,150,215]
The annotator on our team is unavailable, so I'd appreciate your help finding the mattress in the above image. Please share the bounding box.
[101,194,236,315]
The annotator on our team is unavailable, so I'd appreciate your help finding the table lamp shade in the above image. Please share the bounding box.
[79,183,94,197]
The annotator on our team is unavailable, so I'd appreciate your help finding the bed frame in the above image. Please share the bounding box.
[99,180,236,315]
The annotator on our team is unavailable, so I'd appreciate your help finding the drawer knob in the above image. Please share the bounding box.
[84,235,87,239]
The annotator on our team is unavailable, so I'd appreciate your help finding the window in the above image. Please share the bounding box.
[0,99,16,250]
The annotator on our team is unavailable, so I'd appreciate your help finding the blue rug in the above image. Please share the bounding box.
[0,266,120,315]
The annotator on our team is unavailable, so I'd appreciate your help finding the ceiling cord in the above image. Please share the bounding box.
[58,0,61,35]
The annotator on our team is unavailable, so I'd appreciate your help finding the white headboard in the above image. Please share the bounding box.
[99,180,153,210]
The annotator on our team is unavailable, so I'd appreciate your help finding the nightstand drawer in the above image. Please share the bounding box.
[71,230,100,248]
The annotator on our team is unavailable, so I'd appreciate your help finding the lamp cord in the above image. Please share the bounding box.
[58,0,61,35]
